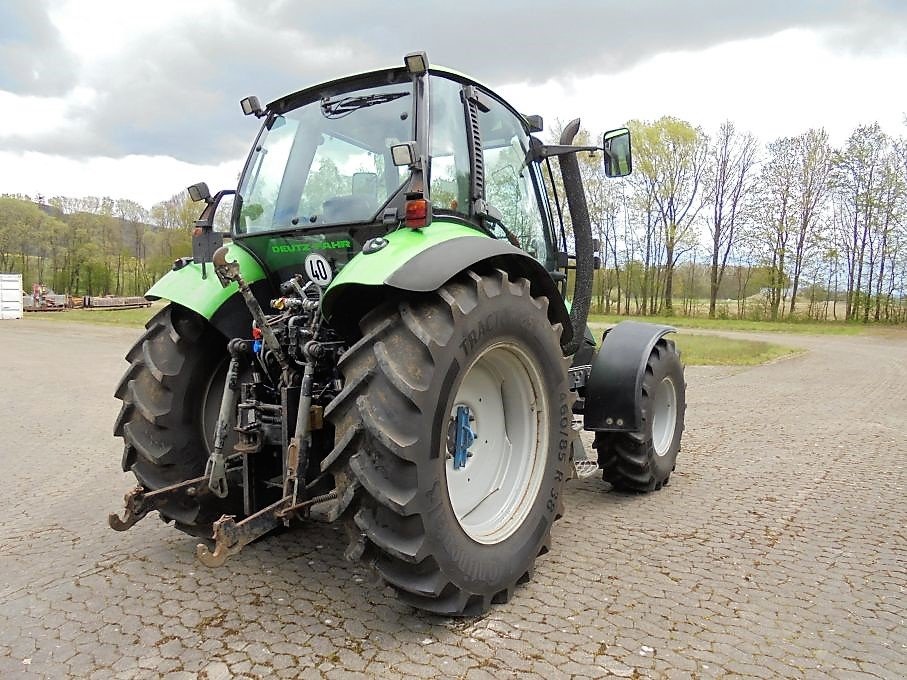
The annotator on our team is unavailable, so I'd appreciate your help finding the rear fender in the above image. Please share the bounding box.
[145,242,270,339]
[583,321,676,432]
[322,221,571,344]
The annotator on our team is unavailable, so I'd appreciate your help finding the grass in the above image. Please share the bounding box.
[588,312,865,335]
[670,333,800,366]
[25,301,162,328]
[26,302,798,368]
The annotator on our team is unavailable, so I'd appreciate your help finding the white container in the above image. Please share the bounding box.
[0,273,24,320]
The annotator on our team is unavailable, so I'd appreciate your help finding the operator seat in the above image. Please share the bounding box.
[321,196,371,224]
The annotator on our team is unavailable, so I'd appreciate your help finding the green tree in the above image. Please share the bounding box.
[831,124,889,321]
[788,129,832,316]
[629,117,708,313]
[753,136,808,320]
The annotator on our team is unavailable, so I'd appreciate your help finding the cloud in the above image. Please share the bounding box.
[1,0,905,165]
[0,0,78,96]
[255,0,907,81]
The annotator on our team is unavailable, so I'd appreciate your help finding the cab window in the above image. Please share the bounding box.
[429,77,471,217]
[478,98,553,268]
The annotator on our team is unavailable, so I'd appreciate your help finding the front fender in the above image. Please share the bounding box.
[145,242,269,338]
[322,220,571,344]
[583,321,676,432]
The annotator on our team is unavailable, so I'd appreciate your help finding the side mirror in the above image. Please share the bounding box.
[390,142,417,167]
[187,182,212,203]
[240,96,264,117]
[524,114,544,133]
[602,128,632,178]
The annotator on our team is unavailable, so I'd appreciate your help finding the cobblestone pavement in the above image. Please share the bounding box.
[1,319,905,679]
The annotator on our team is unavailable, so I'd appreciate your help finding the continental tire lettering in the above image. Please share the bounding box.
[458,311,509,357]
[558,398,571,461]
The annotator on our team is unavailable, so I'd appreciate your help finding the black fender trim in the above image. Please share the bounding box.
[583,321,676,432]
[389,236,572,345]
[329,236,573,346]
[207,278,277,341]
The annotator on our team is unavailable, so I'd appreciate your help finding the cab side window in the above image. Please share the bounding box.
[429,77,471,216]
[478,99,552,267]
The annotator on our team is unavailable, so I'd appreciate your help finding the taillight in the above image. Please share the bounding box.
[405,198,430,228]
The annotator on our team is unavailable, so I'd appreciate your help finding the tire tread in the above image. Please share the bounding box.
[325,269,569,615]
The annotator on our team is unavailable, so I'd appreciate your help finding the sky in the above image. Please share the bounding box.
[1,0,906,209]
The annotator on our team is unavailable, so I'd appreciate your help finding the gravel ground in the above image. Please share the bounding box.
[0,318,904,679]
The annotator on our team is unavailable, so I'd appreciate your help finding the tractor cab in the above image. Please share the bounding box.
[228,58,590,284]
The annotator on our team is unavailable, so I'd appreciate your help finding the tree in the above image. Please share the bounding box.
[630,117,708,313]
[831,124,889,321]
[787,129,832,315]
[576,136,624,313]
[754,136,797,320]
[704,121,758,318]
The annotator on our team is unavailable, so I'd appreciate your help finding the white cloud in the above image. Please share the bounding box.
[48,0,223,62]
[2,3,906,208]
[0,151,242,209]
[498,29,907,145]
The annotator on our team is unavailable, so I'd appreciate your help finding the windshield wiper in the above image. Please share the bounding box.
[320,91,410,119]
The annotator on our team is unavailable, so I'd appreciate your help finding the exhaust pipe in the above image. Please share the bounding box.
[557,118,593,356]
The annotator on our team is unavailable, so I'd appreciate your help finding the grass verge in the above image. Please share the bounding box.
[588,313,864,335]
[670,333,800,366]
[25,302,161,328]
[26,304,799,367]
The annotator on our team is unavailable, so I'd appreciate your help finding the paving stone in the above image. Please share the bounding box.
[1,324,905,679]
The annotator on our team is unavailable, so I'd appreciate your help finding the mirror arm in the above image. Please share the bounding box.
[530,143,601,163]
[191,189,235,280]
[194,190,236,230]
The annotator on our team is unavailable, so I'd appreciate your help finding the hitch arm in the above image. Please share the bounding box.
[196,491,338,567]
[196,499,285,567]
[204,338,251,498]
[108,476,208,531]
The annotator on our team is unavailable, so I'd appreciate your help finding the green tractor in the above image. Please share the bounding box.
[109,53,685,616]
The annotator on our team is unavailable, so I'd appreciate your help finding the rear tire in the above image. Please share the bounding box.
[113,304,243,536]
[594,338,685,492]
[324,270,573,616]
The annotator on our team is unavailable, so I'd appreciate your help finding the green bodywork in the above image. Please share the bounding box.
[327,220,484,288]
[145,242,266,319]
[145,220,487,323]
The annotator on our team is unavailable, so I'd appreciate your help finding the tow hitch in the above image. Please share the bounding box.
[108,476,210,531]
[109,247,341,568]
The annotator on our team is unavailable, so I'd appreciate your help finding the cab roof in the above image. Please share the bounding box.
[267,65,533,133]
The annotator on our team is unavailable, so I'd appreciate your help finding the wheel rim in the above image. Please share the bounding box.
[445,342,549,545]
[652,375,678,457]
[201,356,229,456]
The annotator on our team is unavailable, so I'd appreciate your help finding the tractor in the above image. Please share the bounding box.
[109,52,686,616]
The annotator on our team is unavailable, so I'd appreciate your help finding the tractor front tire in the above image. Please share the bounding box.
[325,270,572,616]
[113,304,243,536]
[594,338,685,492]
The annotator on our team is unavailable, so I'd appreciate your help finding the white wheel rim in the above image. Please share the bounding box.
[445,342,549,545]
[652,375,678,457]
